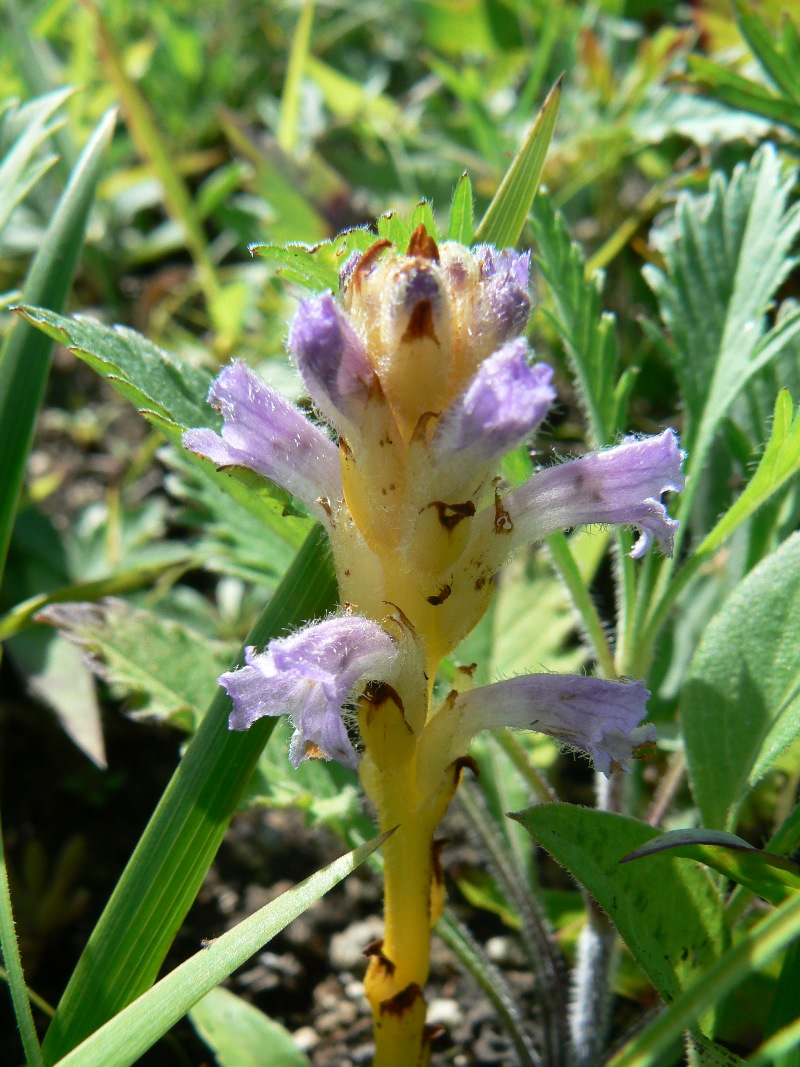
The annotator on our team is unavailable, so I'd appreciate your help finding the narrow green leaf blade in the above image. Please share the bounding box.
[52,832,388,1067]
[0,806,46,1067]
[0,108,116,580]
[683,534,800,831]
[621,829,800,906]
[475,76,562,248]
[41,528,338,1062]
[513,804,728,1003]
[733,0,800,102]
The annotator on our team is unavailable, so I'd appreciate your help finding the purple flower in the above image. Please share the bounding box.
[502,430,686,558]
[220,615,399,769]
[289,293,378,431]
[474,245,532,346]
[182,361,342,524]
[433,339,556,467]
[447,673,655,775]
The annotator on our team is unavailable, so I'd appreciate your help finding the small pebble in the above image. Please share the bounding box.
[292,1026,319,1053]
[427,997,463,1029]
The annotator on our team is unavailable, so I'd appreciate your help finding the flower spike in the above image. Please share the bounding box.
[182,361,343,524]
[220,615,399,770]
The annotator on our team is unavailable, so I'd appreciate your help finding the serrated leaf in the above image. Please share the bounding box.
[189,987,309,1067]
[14,307,307,548]
[37,599,234,732]
[447,173,474,244]
[475,76,561,249]
[530,192,619,446]
[732,0,800,102]
[513,804,728,1005]
[622,829,800,906]
[51,831,389,1067]
[644,146,800,476]
[683,534,800,831]
[685,57,800,132]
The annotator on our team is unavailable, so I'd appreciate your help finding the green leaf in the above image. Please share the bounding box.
[250,228,375,291]
[190,987,309,1067]
[474,76,562,249]
[530,192,619,446]
[643,146,800,541]
[513,804,728,1004]
[605,892,800,1067]
[685,57,800,133]
[447,173,474,245]
[0,108,115,581]
[683,534,800,831]
[377,210,411,249]
[51,832,388,1067]
[5,626,105,768]
[41,529,338,1063]
[410,199,439,241]
[0,87,70,238]
[0,805,46,1067]
[689,390,799,569]
[621,829,800,907]
[13,307,308,548]
[37,599,234,732]
[732,0,800,103]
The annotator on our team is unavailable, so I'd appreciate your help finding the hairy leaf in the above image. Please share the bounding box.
[683,534,800,830]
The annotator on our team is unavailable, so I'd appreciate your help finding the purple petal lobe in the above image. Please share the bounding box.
[182,361,342,523]
[474,246,532,344]
[289,293,376,429]
[504,429,686,556]
[434,340,555,465]
[452,673,656,775]
[219,616,398,770]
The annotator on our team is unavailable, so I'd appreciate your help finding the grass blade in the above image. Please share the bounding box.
[0,805,46,1067]
[0,107,116,582]
[474,76,562,249]
[41,527,338,1063]
[51,831,390,1067]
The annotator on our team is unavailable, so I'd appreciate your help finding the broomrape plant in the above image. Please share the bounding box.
[184,227,684,1065]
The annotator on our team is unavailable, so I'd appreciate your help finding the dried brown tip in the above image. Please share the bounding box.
[407,222,440,261]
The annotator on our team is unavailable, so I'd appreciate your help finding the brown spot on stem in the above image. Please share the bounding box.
[380,983,424,1016]
[426,584,451,606]
[475,575,487,590]
[427,499,476,531]
[407,223,440,261]
[363,939,396,976]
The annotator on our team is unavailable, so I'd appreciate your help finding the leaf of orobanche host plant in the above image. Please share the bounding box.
[513,804,728,1004]
[37,599,234,733]
[13,307,308,546]
[683,534,800,832]
[644,146,800,483]
[189,987,309,1067]
[621,828,800,906]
